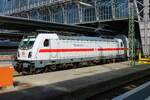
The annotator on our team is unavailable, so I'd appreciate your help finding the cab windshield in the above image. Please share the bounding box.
[19,36,35,50]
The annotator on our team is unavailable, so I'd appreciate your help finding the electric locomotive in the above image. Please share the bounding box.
[14,33,131,74]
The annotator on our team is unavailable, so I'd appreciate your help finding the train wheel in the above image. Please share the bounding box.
[91,60,98,65]
[29,65,35,74]
[21,66,34,75]
[14,65,21,73]
[78,62,85,68]
[50,65,57,71]
[73,63,79,68]
[44,66,52,72]
[35,68,44,74]
[21,68,29,75]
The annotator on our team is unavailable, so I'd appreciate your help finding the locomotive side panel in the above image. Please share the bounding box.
[116,39,125,57]
[36,34,59,61]
[57,39,99,60]
[98,40,121,58]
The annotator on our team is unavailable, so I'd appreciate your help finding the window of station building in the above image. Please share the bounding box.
[44,39,49,47]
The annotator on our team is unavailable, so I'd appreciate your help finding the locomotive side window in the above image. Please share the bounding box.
[44,39,49,47]
[121,42,123,47]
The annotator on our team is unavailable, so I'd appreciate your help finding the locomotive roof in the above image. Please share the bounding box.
[58,35,118,42]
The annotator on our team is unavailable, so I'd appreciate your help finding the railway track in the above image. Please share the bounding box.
[85,74,150,100]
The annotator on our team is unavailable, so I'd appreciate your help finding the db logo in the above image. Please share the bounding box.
[22,52,25,56]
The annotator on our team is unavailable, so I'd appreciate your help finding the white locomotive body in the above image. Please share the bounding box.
[14,33,129,74]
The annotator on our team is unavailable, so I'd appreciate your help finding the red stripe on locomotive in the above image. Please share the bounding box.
[39,48,128,53]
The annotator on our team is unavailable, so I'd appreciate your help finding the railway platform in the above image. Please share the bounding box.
[0,62,150,100]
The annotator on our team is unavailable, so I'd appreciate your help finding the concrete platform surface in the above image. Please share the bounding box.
[0,62,150,100]
[14,62,130,86]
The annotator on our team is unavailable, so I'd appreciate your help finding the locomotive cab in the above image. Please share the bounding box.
[14,35,37,74]
[14,33,59,74]
[18,35,36,61]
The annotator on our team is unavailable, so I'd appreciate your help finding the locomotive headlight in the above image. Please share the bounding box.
[28,52,32,58]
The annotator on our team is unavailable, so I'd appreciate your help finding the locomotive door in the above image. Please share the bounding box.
[98,44,102,58]
[50,39,58,59]
[117,42,121,56]
[36,39,51,60]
